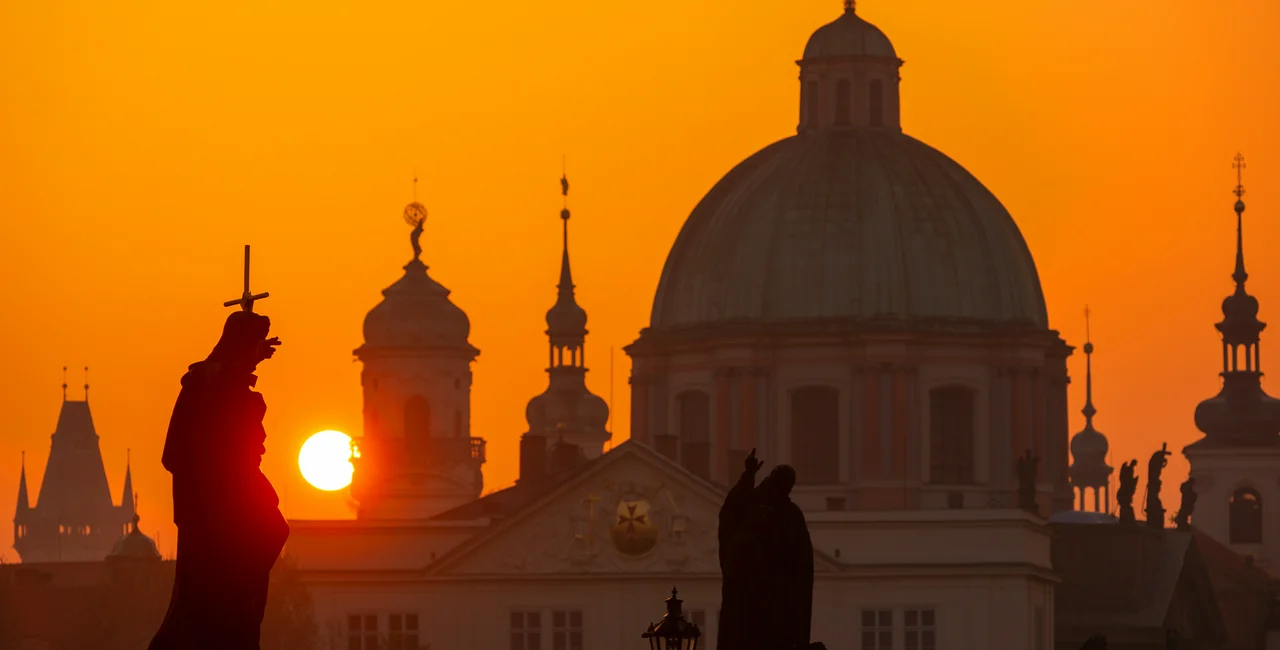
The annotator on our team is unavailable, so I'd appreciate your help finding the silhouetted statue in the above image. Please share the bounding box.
[1174,477,1198,531]
[151,248,289,650]
[718,449,814,650]
[405,201,427,261]
[1116,460,1139,525]
[1079,634,1108,650]
[1016,449,1039,514]
[1146,444,1171,530]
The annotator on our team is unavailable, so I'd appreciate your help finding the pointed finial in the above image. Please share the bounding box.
[561,156,571,220]
[83,366,89,402]
[413,169,418,202]
[844,0,855,13]
[1082,306,1096,424]
[62,366,67,401]
[1232,154,1249,287]
[21,450,25,469]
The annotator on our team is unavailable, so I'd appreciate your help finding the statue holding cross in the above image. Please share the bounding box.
[150,245,289,650]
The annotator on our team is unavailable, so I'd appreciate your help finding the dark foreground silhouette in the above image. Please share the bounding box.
[718,449,814,650]
[149,308,289,649]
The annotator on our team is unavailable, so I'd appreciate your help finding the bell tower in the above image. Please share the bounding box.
[350,193,486,520]
[1184,154,1280,567]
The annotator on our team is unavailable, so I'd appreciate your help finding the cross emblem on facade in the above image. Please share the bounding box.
[223,245,270,312]
[616,503,648,534]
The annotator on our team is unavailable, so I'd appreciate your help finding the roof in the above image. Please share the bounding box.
[1051,523,1227,645]
[31,401,120,524]
[803,6,897,60]
[648,129,1048,331]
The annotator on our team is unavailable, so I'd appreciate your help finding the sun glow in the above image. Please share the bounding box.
[299,430,354,491]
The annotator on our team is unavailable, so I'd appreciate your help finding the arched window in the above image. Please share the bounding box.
[677,391,712,480]
[869,79,884,127]
[835,79,851,125]
[929,386,975,485]
[790,386,840,485]
[807,81,820,125]
[1231,487,1263,544]
[404,396,432,460]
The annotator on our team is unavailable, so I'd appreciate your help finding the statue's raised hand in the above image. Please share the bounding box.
[256,337,282,363]
[745,448,764,475]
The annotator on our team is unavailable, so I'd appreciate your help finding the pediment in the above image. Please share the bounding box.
[427,442,840,577]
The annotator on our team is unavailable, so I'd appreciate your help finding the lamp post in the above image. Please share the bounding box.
[643,587,701,650]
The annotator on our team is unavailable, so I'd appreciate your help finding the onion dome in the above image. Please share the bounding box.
[804,1,897,59]
[1192,157,1280,447]
[1069,325,1113,488]
[358,201,477,355]
[108,513,161,561]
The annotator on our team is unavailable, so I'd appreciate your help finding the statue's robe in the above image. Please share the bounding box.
[718,471,814,650]
[149,359,289,650]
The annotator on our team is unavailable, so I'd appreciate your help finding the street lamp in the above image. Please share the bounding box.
[643,587,701,650]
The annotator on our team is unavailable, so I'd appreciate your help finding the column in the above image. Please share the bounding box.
[631,378,650,444]
[862,365,881,479]
[849,365,865,485]
[715,369,733,483]
[892,365,910,480]
[989,366,1013,487]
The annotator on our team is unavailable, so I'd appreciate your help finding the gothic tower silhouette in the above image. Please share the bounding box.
[13,372,134,562]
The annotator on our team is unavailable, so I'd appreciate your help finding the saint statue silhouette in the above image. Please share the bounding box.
[718,449,815,650]
[150,246,290,650]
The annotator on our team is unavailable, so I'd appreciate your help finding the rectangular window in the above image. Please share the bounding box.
[860,609,893,650]
[512,611,543,650]
[904,609,936,650]
[389,613,421,650]
[348,614,379,650]
[551,610,583,650]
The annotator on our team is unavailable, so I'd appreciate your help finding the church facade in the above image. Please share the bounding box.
[288,5,1065,649]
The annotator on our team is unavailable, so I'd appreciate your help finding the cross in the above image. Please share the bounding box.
[616,503,648,534]
[1234,153,1247,199]
[223,245,270,312]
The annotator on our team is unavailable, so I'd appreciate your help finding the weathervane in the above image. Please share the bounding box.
[404,174,428,261]
[223,245,270,313]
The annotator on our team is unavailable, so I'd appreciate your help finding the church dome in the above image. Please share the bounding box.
[804,4,897,60]
[1070,428,1109,467]
[108,515,161,561]
[649,129,1049,329]
[361,259,474,351]
[526,387,610,434]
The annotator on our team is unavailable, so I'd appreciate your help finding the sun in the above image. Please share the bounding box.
[299,430,354,491]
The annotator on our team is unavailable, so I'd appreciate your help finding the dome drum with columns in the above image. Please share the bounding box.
[627,3,1072,514]
[350,200,487,520]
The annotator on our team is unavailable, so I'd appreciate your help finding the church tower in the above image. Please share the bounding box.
[350,196,486,520]
[519,174,611,484]
[13,372,135,562]
[1184,154,1280,568]
[1068,312,1112,513]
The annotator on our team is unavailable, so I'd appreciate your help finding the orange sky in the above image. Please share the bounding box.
[2,0,1279,560]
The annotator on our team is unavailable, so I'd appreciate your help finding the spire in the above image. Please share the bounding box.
[546,165,588,341]
[61,366,67,402]
[1082,306,1096,425]
[16,452,29,512]
[121,449,135,515]
[1192,154,1280,448]
[1069,306,1111,495]
[1233,153,1249,288]
[558,164,575,298]
[83,366,89,402]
